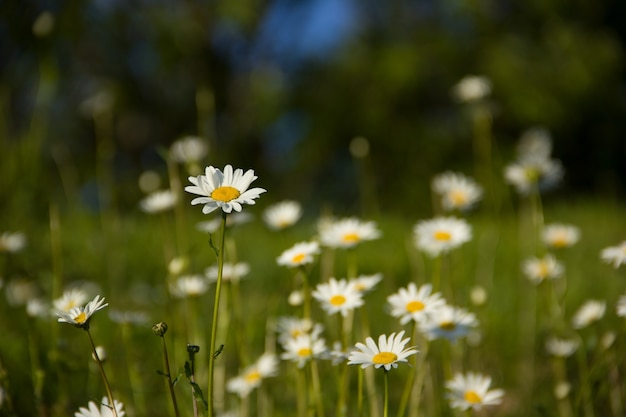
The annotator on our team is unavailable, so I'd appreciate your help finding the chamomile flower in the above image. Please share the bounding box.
[431,172,483,212]
[227,353,279,398]
[347,331,418,371]
[205,262,250,283]
[452,75,492,103]
[280,334,327,368]
[277,241,320,268]
[419,304,478,341]
[504,159,564,195]
[185,164,266,214]
[572,300,606,329]
[387,283,446,325]
[413,217,472,257]
[522,254,564,284]
[350,273,383,294]
[0,231,27,253]
[263,200,303,230]
[446,372,504,411]
[312,278,364,317]
[139,189,177,214]
[56,295,108,329]
[318,217,381,249]
[169,275,210,298]
[74,396,125,417]
[170,136,208,164]
[545,337,579,357]
[53,288,89,313]
[276,316,324,345]
[600,241,626,268]
[543,223,581,249]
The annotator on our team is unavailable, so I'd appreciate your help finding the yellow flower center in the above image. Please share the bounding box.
[330,295,346,306]
[297,348,312,357]
[372,351,398,365]
[292,253,306,263]
[74,311,87,324]
[464,390,482,404]
[524,167,540,182]
[433,230,452,241]
[211,186,240,202]
[291,329,302,338]
[537,262,550,278]
[439,321,456,331]
[450,190,468,206]
[342,233,360,243]
[406,300,425,312]
[551,234,568,248]
[245,370,261,383]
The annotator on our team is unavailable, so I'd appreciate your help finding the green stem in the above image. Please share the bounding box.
[383,370,389,417]
[310,360,325,417]
[85,328,118,417]
[300,266,311,320]
[160,335,180,417]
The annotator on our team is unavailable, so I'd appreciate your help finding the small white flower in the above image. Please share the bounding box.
[617,294,626,318]
[170,136,208,164]
[347,331,418,371]
[0,232,27,253]
[263,200,303,230]
[419,304,478,341]
[413,217,472,257]
[387,283,446,325]
[56,295,108,329]
[572,300,606,329]
[277,241,320,268]
[276,316,324,346]
[26,298,50,318]
[504,159,564,195]
[280,334,327,368]
[227,353,279,398]
[53,288,89,313]
[601,241,626,268]
[74,396,125,417]
[446,372,504,411]
[205,262,250,283]
[319,217,381,249]
[543,223,580,249]
[431,172,483,212]
[522,254,564,284]
[350,273,383,294]
[169,275,210,298]
[452,75,492,102]
[545,337,579,357]
[312,278,364,317]
[139,189,177,214]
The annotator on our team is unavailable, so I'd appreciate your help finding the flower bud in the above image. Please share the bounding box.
[152,322,168,336]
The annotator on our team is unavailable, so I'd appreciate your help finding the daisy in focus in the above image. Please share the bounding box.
[56,295,108,329]
[419,304,479,341]
[185,164,266,214]
[74,396,125,417]
[318,217,381,249]
[263,200,303,230]
[413,216,472,257]
[431,172,483,212]
[446,372,504,411]
[312,278,364,317]
[571,300,606,329]
[226,353,279,398]
[600,241,626,268]
[347,331,418,371]
[280,333,327,368]
[139,189,177,214]
[277,241,320,268]
[542,223,580,249]
[387,283,446,325]
[522,254,564,285]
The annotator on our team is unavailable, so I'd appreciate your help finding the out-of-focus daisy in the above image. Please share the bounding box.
[168,256,188,276]
[545,337,579,357]
[452,75,491,103]
[206,262,250,283]
[169,275,210,298]
[277,241,320,268]
[387,283,446,325]
[347,331,418,371]
[53,288,89,313]
[226,353,279,398]
[446,372,504,411]
[185,165,266,214]
[0,232,27,253]
[139,189,177,214]
[318,217,381,249]
[517,127,552,163]
[56,295,108,329]
[280,334,327,368]
[74,396,125,417]
[572,300,606,329]
[263,200,302,230]
[617,294,626,318]
[196,212,253,233]
[522,254,564,285]
[170,136,208,164]
[312,278,364,317]
[601,241,626,268]
[470,286,488,306]
[288,290,304,306]
[413,217,472,257]
[276,316,324,345]
[350,273,382,294]
[4,279,38,306]
[419,305,479,341]
[324,341,354,366]
[504,159,564,195]
[543,223,580,249]
[109,310,150,325]
[26,298,50,318]
[431,172,483,212]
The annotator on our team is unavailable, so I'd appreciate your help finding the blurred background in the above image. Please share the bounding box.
[1,0,626,218]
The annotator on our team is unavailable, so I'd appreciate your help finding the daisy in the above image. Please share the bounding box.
[451,75,491,103]
[74,396,125,417]
[312,278,364,317]
[169,275,210,298]
[56,295,108,329]
[347,331,418,371]
[413,217,472,257]
[205,262,250,283]
[26,298,50,318]
[139,189,177,214]
[276,316,324,345]
[419,304,479,341]
[0,231,27,253]
[572,300,606,329]
[277,241,320,268]
[516,127,553,163]
[504,159,564,195]
[446,372,504,411]
[185,165,266,214]
[542,223,580,249]
[318,217,381,249]
[53,288,89,312]
[522,254,564,284]
[617,294,626,318]
[545,337,579,357]
[431,172,483,212]
[227,353,279,398]
[280,334,327,368]
[387,283,446,325]
[263,200,303,230]
[170,136,208,164]
[350,273,383,294]
[601,241,626,268]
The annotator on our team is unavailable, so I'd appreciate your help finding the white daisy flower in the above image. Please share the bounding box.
[53,288,89,313]
[452,75,491,103]
[26,298,50,318]
[516,127,553,163]
[431,172,483,212]
[347,331,418,371]
[169,275,210,298]
[572,300,606,329]
[280,334,327,368]
[319,217,381,249]
[413,217,472,257]
[277,241,320,268]
[263,200,302,230]
[387,283,446,325]
[226,353,279,398]
[196,212,253,233]
[504,159,564,195]
[522,254,564,285]
[185,165,266,214]
[170,136,208,164]
[545,337,579,357]
[601,241,626,268]
[446,372,504,411]
[205,262,250,283]
[0,231,27,253]
[276,316,324,345]
[543,223,580,249]
[617,294,626,318]
[139,189,177,214]
[56,295,108,329]
[350,273,383,294]
[419,304,478,341]
[312,278,364,317]
[74,396,125,417]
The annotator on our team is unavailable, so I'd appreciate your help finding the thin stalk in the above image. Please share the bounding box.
[383,370,389,417]
[300,265,312,320]
[157,329,180,417]
[85,328,118,417]
[310,360,325,417]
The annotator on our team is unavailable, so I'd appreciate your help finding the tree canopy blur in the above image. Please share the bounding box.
[2,0,625,217]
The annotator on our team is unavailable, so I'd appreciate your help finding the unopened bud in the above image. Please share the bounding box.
[152,322,168,336]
